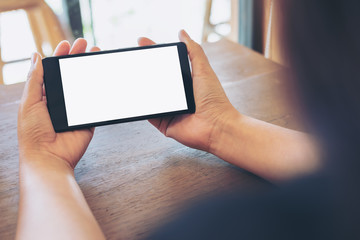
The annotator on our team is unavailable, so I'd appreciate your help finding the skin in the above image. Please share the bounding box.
[138,31,320,181]
[17,39,105,240]
[17,30,320,239]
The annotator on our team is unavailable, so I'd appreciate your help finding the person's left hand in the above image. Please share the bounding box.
[18,39,100,170]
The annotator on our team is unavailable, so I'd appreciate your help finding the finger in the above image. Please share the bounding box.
[137,37,156,46]
[178,30,212,75]
[53,40,71,56]
[69,38,87,55]
[148,118,161,129]
[22,53,44,106]
[90,46,101,52]
[148,116,173,136]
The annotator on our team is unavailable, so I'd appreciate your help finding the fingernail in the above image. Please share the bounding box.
[181,30,191,39]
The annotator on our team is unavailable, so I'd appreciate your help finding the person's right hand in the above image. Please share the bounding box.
[18,39,100,171]
[138,30,237,152]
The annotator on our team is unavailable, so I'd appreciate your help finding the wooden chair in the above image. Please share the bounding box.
[0,0,66,84]
[202,0,234,43]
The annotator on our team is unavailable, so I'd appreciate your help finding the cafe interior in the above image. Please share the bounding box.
[4,1,353,240]
[0,0,282,85]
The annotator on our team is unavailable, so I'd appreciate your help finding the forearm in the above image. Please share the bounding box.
[16,154,105,240]
[209,111,321,182]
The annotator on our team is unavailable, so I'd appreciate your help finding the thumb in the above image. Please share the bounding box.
[22,52,44,106]
[178,30,213,77]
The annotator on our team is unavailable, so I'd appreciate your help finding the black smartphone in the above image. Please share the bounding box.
[43,42,195,132]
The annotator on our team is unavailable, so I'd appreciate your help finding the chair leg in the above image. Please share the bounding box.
[27,2,66,56]
[0,0,66,84]
[40,2,66,52]
[0,21,3,84]
[27,7,46,57]
[0,62,4,85]
[202,0,213,43]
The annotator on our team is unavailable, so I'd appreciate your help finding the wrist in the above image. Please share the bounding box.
[19,151,74,176]
[208,107,243,155]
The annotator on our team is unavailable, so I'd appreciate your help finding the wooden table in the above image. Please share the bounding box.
[0,39,298,240]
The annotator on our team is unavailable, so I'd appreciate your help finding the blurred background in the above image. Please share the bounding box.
[0,0,281,85]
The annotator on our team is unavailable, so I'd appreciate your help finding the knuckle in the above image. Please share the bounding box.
[190,40,202,51]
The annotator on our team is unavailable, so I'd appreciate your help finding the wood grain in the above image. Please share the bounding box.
[0,39,295,240]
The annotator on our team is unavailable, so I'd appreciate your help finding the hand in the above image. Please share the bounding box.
[138,30,237,151]
[18,39,101,170]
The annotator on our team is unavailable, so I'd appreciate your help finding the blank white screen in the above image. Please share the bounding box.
[59,46,188,126]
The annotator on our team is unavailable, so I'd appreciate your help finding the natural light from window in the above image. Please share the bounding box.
[0,0,231,85]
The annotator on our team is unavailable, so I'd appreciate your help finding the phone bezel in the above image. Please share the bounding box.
[43,42,195,132]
